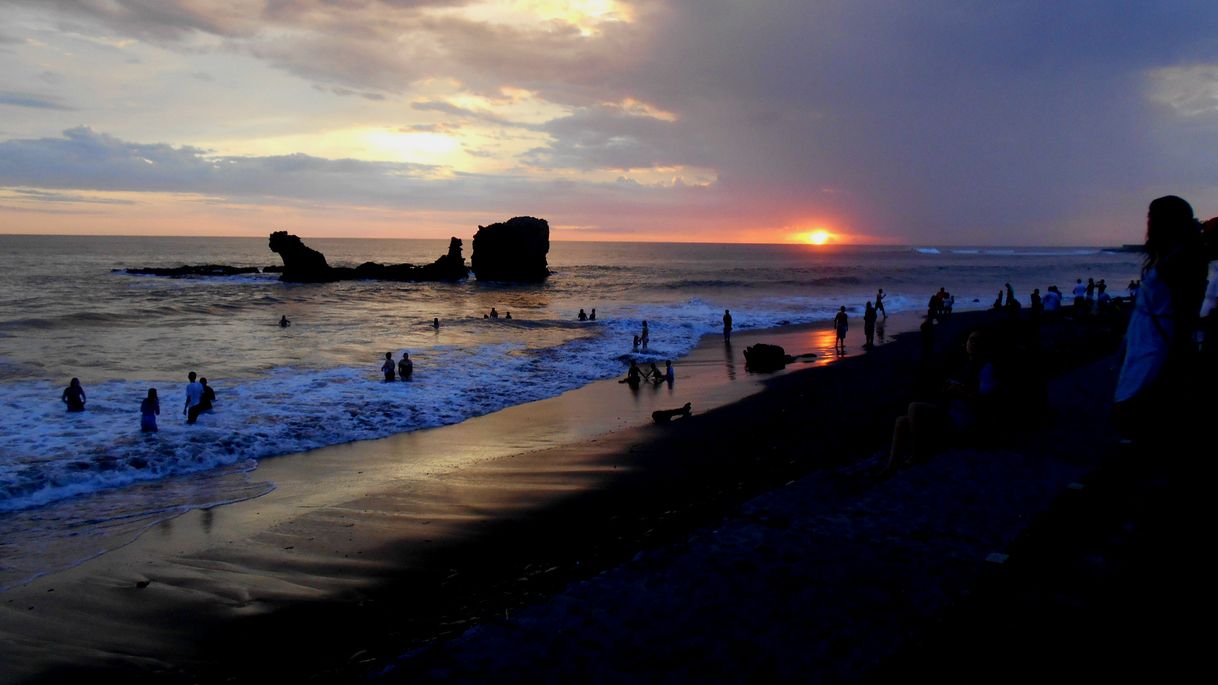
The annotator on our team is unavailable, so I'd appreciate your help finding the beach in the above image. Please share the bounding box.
[0,304,1153,684]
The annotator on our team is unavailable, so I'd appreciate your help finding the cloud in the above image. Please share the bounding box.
[0,91,75,111]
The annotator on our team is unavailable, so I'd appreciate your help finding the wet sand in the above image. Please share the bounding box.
[1,311,925,683]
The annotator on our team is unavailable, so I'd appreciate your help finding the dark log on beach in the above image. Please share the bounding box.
[470,216,551,282]
[268,231,470,283]
[119,264,262,277]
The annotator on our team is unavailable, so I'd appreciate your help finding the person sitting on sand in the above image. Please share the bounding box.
[647,362,665,384]
[382,352,396,382]
[62,377,86,412]
[885,329,1003,472]
[589,308,597,321]
[619,361,642,386]
[578,308,588,321]
[279,315,290,328]
[140,388,160,433]
[833,306,848,354]
[397,352,413,380]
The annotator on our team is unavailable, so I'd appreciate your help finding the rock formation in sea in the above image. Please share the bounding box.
[470,216,551,282]
[120,265,263,277]
[268,231,469,283]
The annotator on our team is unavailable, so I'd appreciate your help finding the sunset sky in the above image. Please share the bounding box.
[1,1,1216,245]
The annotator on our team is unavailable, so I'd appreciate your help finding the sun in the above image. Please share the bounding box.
[805,230,831,245]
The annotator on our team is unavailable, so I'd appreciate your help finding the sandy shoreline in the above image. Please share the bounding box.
[1,309,925,682]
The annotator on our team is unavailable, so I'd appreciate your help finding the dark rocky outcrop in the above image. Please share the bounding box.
[470,216,550,282]
[119,265,262,277]
[743,343,794,372]
[268,231,469,283]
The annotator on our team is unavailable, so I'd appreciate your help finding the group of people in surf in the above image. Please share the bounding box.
[60,370,218,434]
[577,308,598,321]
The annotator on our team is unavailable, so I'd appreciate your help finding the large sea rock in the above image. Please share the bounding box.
[268,231,469,283]
[470,216,550,282]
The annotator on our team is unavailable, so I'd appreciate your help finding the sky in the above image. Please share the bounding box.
[0,0,1216,245]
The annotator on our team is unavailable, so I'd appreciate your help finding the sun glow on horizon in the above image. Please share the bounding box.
[796,229,834,245]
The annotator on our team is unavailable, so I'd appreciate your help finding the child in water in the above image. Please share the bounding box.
[140,389,160,432]
[382,352,396,381]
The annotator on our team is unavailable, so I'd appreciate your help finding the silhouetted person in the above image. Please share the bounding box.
[62,377,86,412]
[647,362,664,384]
[397,352,413,380]
[619,361,642,386]
[505,311,512,320]
[578,308,588,321]
[279,315,290,328]
[1004,283,1019,310]
[1114,195,1208,441]
[863,301,877,347]
[589,308,597,321]
[723,309,733,340]
[640,320,650,351]
[1085,277,1096,303]
[936,288,950,316]
[632,335,640,352]
[140,388,160,433]
[433,317,440,329]
[1030,288,1042,315]
[1072,279,1087,311]
[198,377,216,413]
[184,371,203,424]
[1043,286,1062,312]
[833,306,848,354]
[382,352,396,381]
[993,289,1004,310]
[875,288,887,318]
[490,308,499,319]
[664,360,675,383]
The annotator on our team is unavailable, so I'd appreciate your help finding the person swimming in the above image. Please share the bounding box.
[279,315,290,327]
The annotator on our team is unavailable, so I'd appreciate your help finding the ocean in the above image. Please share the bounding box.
[0,235,1142,588]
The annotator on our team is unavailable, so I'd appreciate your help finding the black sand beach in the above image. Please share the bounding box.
[2,307,1195,684]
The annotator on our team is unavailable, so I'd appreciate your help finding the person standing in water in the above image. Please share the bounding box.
[62,378,86,412]
[578,308,588,321]
[589,308,597,321]
[382,352,396,381]
[397,352,413,380]
[863,301,877,348]
[198,377,216,413]
[723,309,733,341]
[140,388,160,433]
[279,315,290,327]
[875,289,887,318]
[833,306,848,354]
[433,317,440,330]
[640,320,650,351]
[183,371,204,424]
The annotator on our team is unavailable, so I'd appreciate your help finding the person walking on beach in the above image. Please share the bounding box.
[875,288,887,318]
[723,309,733,341]
[578,308,588,321]
[833,306,848,354]
[184,371,204,424]
[381,352,396,382]
[863,301,877,348]
[140,388,160,433]
[62,377,86,412]
[397,352,413,380]
[279,315,290,328]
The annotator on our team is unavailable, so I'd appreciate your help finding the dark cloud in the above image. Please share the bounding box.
[524,105,704,171]
[0,91,74,111]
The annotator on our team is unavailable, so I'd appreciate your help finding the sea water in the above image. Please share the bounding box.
[0,235,1142,587]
